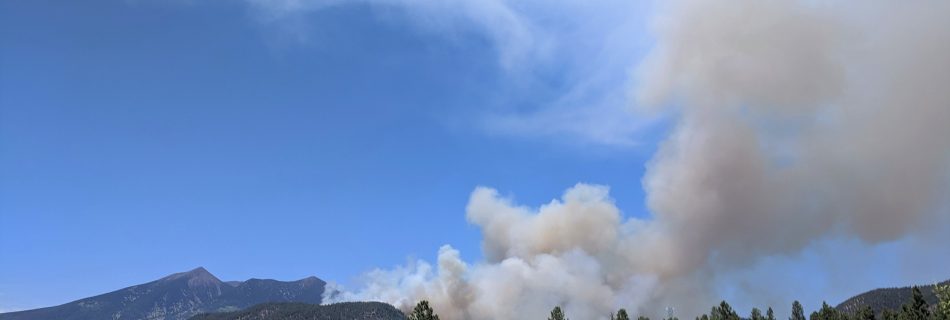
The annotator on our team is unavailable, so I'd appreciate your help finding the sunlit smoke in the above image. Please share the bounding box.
[321,0,950,319]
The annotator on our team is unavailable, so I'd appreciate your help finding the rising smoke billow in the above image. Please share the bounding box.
[323,1,950,319]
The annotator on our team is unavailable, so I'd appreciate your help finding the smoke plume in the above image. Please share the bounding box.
[323,0,950,319]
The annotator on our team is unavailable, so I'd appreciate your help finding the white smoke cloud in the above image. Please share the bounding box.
[324,184,664,319]
[318,0,950,319]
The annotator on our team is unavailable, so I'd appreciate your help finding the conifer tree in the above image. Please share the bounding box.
[767,307,776,320]
[752,308,765,320]
[935,284,950,320]
[407,300,440,320]
[549,306,568,320]
[900,287,930,320]
[792,301,807,320]
[711,301,740,320]
[816,301,843,320]
[856,305,876,320]
[881,309,899,320]
[615,308,630,320]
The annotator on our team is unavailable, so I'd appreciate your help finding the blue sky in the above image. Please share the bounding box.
[0,0,660,311]
[2,0,949,317]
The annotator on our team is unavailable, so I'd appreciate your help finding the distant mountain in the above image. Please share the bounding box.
[189,302,405,320]
[0,267,326,320]
[836,279,949,315]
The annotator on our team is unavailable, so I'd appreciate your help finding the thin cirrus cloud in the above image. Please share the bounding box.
[243,0,659,148]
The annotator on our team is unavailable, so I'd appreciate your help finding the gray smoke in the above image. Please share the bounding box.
[321,0,950,319]
[636,0,950,273]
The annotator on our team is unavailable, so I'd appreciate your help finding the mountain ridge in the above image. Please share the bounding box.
[835,279,950,315]
[0,267,325,320]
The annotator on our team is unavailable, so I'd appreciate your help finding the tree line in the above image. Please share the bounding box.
[404,283,950,320]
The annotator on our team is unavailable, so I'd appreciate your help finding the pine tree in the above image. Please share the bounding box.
[752,308,765,320]
[881,309,899,320]
[792,301,807,320]
[767,307,776,320]
[549,306,568,320]
[935,284,950,320]
[856,305,876,320]
[639,316,652,320]
[407,300,440,320]
[900,287,930,320]
[816,301,843,320]
[616,309,630,320]
[711,301,740,320]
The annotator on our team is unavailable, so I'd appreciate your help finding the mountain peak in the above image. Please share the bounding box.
[161,267,223,288]
[0,268,326,320]
[297,276,324,286]
[187,266,211,276]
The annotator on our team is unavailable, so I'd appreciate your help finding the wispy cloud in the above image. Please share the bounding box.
[244,0,658,148]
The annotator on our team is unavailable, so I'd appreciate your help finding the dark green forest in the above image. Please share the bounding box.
[189,302,405,320]
[191,283,950,320]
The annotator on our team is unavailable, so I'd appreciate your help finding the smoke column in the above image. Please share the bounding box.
[323,0,950,319]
